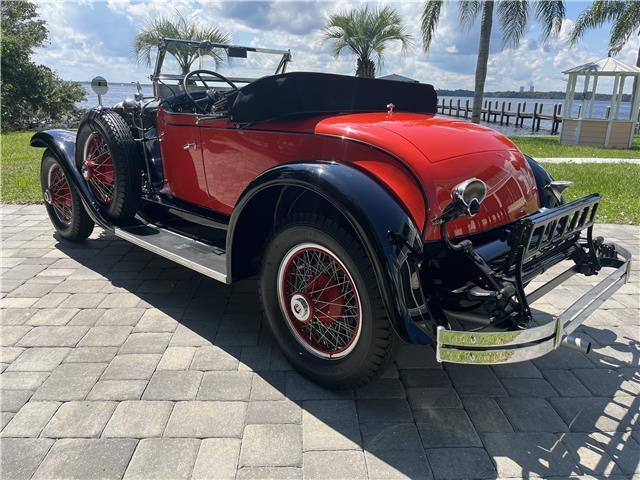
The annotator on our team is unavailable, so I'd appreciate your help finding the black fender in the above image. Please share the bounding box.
[525,154,561,208]
[30,129,111,228]
[227,161,436,344]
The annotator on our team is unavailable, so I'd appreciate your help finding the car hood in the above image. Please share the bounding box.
[315,112,540,240]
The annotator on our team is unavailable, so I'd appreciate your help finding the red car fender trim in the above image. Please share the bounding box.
[352,159,426,233]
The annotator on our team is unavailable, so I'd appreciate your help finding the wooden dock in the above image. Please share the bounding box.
[437,98,563,134]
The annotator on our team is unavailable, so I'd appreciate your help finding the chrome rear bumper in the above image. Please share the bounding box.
[436,243,632,364]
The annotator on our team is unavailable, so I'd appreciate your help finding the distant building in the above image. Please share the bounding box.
[529,84,534,93]
[379,73,419,83]
[519,86,524,93]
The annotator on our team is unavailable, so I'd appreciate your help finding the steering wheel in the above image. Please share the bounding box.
[183,69,238,114]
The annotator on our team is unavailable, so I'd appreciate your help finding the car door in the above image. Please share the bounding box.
[156,108,212,208]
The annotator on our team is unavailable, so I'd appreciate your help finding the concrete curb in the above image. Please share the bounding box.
[536,157,639,164]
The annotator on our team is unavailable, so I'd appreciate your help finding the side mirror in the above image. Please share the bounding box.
[91,76,109,107]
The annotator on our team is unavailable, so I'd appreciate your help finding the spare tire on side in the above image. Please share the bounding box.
[75,110,142,224]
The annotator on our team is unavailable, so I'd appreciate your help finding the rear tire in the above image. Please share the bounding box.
[75,110,141,224]
[41,153,94,242]
[259,213,394,389]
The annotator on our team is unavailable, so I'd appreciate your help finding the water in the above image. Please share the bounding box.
[439,96,634,136]
[79,83,634,137]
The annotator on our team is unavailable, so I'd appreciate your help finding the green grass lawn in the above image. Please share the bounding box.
[1,131,639,224]
[1,131,42,203]
[511,134,640,158]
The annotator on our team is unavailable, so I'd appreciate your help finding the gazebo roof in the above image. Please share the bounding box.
[563,56,640,76]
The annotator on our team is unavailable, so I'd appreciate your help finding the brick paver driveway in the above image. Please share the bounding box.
[1,204,638,480]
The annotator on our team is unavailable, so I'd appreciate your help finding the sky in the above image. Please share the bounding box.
[33,0,640,93]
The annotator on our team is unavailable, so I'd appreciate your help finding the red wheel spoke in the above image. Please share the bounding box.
[83,132,114,205]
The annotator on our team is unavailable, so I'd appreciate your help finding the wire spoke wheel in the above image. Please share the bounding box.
[83,132,115,205]
[45,163,73,226]
[278,243,362,359]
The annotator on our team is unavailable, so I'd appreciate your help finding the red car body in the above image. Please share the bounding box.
[158,109,539,240]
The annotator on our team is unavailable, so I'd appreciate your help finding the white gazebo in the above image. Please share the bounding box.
[561,56,640,148]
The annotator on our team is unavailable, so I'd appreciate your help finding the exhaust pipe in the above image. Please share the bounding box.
[561,335,591,354]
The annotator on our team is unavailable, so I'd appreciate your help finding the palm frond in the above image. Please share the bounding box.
[609,1,640,53]
[421,0,443,52]
[570,0,626,45]
[534,0,565,40]
[497,0,529,48]
[458,0,481,29]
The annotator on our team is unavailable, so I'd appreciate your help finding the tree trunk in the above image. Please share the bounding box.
[471,0,494,124]
[356,58,376,78]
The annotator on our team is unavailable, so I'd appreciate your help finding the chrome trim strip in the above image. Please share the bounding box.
[114,227,227,283]
[436,243,631,365]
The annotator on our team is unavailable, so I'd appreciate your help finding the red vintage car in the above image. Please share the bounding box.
[32,38,631,388]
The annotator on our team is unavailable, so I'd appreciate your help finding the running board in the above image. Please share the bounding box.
[114,224,227,283]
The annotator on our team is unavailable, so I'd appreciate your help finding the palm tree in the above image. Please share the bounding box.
[422,0,565,123]
[324,6,412,79]
[134,11,230,75]
[570,1,640,67]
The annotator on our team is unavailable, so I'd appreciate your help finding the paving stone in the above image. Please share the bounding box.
[0,412,14,430]
[1,326,32,346]
[18,326,88,347]
[239,424,302,467]
[303,450,367,480]
[197,371,253,400]
[169,323,216,347]
[0,297,38,309]
[286,371,353,401]
[395,344,439,369]
[164,401,246,437]
[427,447,495,480]
[406,387,461,409]
[0,309,35,326]
[0,371,49,390]
[96,308,146,326]
[357,399,413,423]
[250,371,287,401]
[124,438,200,480]
[360,423,423,452]
[103,401,173,438]
[32,363,105,401]
[245,399,301,425]
[498,397,568,432]
[236,467,301,479]
[192,438,241,480]
[414,409,481,448]
[0,347,25,364]
[41,401,115,438]
[118,332,171,354]
[355,378,406,399]
[143,370,202,400]
[445,365,506,396]
[7,283,54,299]
[64,346,118,363]
[561,432,625,476]
[98,293,141,309]
[101,354,161,380]
[78,326,132,347]
[570,431,640,475]
[482,432,582,478]
[7,347,70,371]
[27,308,79,326]
[1,402,60,437]
[365,449,433,479]
[157,346,195,370]
[1,390,32,412]
[59,293,107,308]
[573,367,640,397]
[87,380,148,401]
[32,293,70,308]
[399,368,451,388]
[67,309,106,326]
[533,347,595,370]
[542,369,592,397]
[303,415,361,451]
[462,397,513,433]
[134,309,179,332]
[0,438,54,480]
[190,345,240,370]
[549,396,638,432]
[501,377,559,397]
[33,438,138,479]
[492,361,542,379]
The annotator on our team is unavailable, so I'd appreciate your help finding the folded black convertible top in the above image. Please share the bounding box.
[228,72,437,124]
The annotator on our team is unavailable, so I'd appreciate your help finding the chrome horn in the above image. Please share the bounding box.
[434,178,487,225]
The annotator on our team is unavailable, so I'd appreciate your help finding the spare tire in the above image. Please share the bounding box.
[75,110,142,223]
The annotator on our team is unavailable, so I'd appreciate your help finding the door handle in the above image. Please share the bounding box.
[183,142,197,150]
